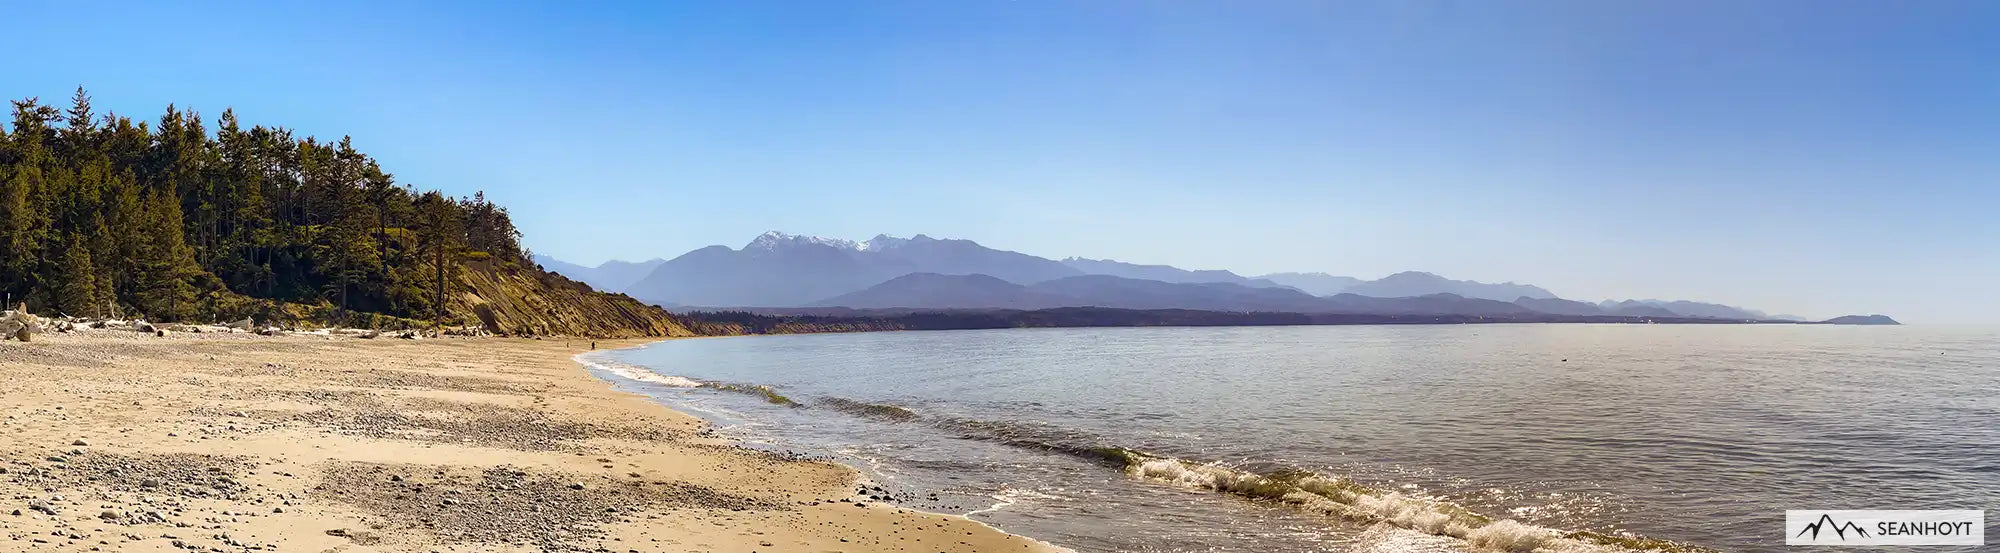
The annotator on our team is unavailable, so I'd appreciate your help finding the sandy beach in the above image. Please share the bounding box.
[0,329,1066,553]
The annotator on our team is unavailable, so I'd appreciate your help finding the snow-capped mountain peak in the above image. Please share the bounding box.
[745,231,861,251]
[861,234,912,251]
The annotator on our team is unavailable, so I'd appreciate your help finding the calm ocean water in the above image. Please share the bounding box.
[581,324,1998,552]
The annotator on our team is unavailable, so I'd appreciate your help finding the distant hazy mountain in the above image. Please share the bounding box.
[867,234,1080,284]
[592,259,669,291]
[1322,293,1535,316]
[624,232,1080,307]
[1341,271,1557,301]
[1601,299,1766,320]
[1651,300,1765,319]
[1521,297,1769,319]
[1595,299,1766,320]
[1253,272,1364,296]
[1818,314,1900,325]
[627,242,875,308]
[532,255,595,281]
[814,273,1539,316]
[1596,300,1682,318]
[1027,275,1325,312]
[820,273,1319,311]
[1060,258,1275,286]
[1513,297,1608,316]
[531,255,666,293]
[815,273,1077,310]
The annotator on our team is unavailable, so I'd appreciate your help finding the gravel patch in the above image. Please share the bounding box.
[1,448,283,552]
[291,400,677,450]
[215,363,549,395]
[315,462,779,550]
[4,450,256,501]
[0,342,117,368]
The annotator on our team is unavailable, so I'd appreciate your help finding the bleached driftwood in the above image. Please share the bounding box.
[1,304,44,341]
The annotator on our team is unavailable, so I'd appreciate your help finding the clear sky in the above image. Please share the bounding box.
[7,1,1996,322]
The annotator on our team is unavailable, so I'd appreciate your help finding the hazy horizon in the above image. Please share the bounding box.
[9,1,1995,323]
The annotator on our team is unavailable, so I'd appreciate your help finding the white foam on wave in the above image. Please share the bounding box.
[573,353,704,388]
[966,486,1070,517]
[1123,456,1681,553]
[1349,522,1477,553]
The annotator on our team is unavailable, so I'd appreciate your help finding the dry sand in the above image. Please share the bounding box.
[0,330,1068,553]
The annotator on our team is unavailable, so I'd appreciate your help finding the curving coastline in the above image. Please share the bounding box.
[0,329,1068,552]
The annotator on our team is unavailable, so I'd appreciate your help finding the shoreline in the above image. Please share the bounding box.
[582,329,1731,553]
[0,329,1068,552]
[574,339,1079,551]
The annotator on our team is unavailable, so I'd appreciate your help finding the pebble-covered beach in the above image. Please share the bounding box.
[0,329,1065,552]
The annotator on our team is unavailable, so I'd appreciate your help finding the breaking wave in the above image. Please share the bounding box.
[860,412,1708,553]
[578,353,798,406]
[700,382,802,407]
[817,397,921,421]
[1115,455,1711,553]
[574,354,705,387]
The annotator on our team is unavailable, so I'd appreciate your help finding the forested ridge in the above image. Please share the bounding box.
[0,88,687,336]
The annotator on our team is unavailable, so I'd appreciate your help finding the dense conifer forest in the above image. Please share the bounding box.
[0,89,525,324]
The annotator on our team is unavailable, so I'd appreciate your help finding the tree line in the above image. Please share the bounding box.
[0,88,527,323]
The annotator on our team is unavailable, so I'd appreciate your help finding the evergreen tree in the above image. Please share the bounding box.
[131,190,199,320]
[58,87,97,160]
[414,191,462,329]
[2,99,59,304]
[50,232,101,316]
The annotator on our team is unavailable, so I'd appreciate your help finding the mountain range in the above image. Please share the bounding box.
[537,231,1790,321]
[817,273,1546,315]
[1056,258,1287,288]
[604,232,1083,307]
[1344,271,1555,301]
[1254,273,1366,296]
[530,256,667,294]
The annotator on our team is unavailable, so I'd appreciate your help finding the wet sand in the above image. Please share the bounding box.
[0,329,1067,552]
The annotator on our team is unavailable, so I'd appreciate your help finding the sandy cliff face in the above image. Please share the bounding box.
[453,260,699,338]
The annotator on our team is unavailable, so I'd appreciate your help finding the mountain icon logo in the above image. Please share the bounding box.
[1796,513,1870,541]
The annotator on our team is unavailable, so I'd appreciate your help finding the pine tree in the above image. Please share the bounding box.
[414,191,462,331]
[102,170,144,305]
[2,98,60,307]
[0,163,36,297]
[50,232,101,317]
[59,87,97,160]
[132,190,198,321]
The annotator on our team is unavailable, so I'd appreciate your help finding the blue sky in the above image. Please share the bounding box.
[7,1,1997,322]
